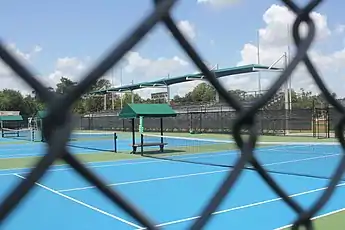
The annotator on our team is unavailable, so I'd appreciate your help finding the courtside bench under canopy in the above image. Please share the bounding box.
[118,103,177,154]
[0,115,24,137]
[0,115,23,128]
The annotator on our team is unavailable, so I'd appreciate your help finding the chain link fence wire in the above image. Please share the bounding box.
[0,0,344,229]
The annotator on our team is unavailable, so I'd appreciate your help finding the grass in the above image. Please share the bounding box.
[281,210,345,229]
[312,211,345,230]
[0,151,141,170]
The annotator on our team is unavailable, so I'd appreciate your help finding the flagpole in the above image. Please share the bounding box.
[287,24,292,111]
[257,30,264,134]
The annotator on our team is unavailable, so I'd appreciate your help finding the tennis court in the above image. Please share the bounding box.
[0,131,344,229]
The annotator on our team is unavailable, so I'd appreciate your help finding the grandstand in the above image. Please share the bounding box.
[79,63,335,137]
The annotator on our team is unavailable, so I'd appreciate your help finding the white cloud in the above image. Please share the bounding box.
[177,20,197,40]
[45,56,122,91]
[124,51,189,78]
[120,51,193,98]
[56,57,86,73]
[197,0,238,7]
[47,52,187,98]
[33,45,43,53]
[235,4,345,97]
[5,43,42,61]
[0,43,44,94]
[0,44,191,99]
[335,24,345,34]
[258,4,330,48]
[45,58,84,87]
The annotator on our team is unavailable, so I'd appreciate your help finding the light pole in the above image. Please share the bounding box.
[120,66,123,109]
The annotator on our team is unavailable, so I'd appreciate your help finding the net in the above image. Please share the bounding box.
[140,133,344,181]
[39,130,117,152]
[40,131,118,152]
[1,128,34,141]
[140,133,237,156]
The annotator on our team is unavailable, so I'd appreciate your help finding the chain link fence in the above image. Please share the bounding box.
[77,108,315,135]
[1,0,344,229]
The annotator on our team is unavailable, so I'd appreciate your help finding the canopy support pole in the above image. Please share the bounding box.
[131,118,135,153]
[160,118,164,152]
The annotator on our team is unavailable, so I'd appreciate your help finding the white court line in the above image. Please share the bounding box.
[58,152,341,193]
[0,143,330,177]
[138,181,345,229]
[58,169,230,192]
[13,173,142,229]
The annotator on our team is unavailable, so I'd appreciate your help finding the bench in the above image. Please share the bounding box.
[2,130,19,138]
[131,142,168,154]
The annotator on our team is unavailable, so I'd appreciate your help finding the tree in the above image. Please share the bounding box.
[74,99,86,114]
[228,89,247,101]
[190,83,216,102]
[0,89,26,112]
[22,94,44,116]
[80,78,114,113]
[122,92,142,105]
[87,78,112,93]
[0,89,43,116]
[56,77,77,94]
[31,87,54,100]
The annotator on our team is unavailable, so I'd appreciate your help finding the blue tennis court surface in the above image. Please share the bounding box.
[0,137,345,229]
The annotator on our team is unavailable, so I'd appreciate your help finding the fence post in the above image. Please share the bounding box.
[327,105,330,138]
[200,112,202,133]
[113,132,117,153]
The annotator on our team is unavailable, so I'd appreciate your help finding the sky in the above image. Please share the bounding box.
[1,0,345,99]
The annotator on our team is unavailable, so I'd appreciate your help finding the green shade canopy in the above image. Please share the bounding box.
[90,64,283,95]
[0,115,23,121]
[119,104,177,119]
[36,110,47,119]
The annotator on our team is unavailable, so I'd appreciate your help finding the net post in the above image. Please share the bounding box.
[113,132,117,153]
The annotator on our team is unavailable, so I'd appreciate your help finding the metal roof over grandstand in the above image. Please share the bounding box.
[91,64,282,95]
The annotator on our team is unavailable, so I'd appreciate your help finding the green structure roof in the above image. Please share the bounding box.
[90,64,283,95]
[119,104,177,118]
[36,110,47,119]
[0,115,23,121]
